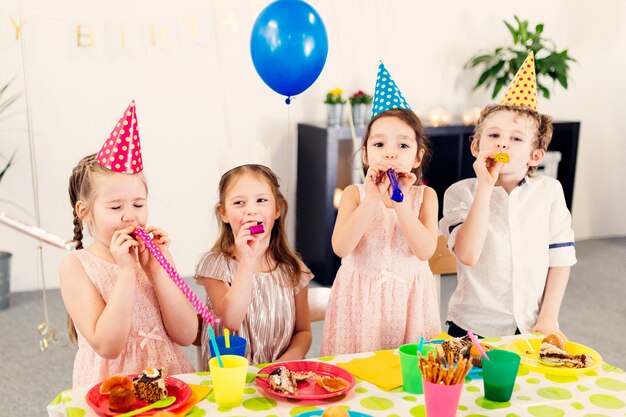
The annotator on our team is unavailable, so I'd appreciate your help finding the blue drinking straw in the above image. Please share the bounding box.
[207,327,224,367]
[417,336,425,357]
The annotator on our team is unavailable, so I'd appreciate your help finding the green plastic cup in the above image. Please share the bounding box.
[482,349,521,402]
[399,343,437,394]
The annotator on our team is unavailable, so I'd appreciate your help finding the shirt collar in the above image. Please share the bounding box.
[518,176,529,187]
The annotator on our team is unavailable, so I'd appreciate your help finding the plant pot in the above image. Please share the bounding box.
[326,104,344,127]
[351,103,369,128]
[0,251,11,310]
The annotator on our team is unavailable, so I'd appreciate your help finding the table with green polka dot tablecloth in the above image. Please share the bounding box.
[47,335,626,417]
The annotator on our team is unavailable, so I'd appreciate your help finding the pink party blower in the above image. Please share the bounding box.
[132,227,219,325]
[249,222,265,235]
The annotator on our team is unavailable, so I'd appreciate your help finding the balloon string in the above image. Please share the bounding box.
[285,100,293,196]
[346,100,365,183]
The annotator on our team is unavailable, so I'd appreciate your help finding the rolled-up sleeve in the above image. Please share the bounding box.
[439,180,473,251]
[548,181,577,267]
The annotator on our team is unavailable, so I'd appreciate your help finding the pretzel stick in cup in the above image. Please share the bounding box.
[455,357,471,385]
[453,357,463,385]
[445,364,455,385]
[418,350,474,385]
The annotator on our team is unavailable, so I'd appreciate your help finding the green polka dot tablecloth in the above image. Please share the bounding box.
[47,335,626,417]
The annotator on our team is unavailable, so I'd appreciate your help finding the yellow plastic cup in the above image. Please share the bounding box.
[209,354,249,407]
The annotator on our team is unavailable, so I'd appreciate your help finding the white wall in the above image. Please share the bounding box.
[1,0,625,292]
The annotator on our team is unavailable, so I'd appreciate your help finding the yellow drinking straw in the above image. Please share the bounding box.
[523,336,536,353]
[224,328,230,348]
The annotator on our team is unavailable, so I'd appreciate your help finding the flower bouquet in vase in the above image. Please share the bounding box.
[349,90,373,128]
[324,88,346,127]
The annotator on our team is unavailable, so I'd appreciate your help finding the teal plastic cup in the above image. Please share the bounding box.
[399,343,437,394]
[209,335,247,358]
[482,349,521,402]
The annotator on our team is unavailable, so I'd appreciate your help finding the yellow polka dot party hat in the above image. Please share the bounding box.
[97,100,143,173]
[371,62,411,118]
[500,52,538,111]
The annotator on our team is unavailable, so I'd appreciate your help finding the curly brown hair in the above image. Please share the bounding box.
[472,104,553,175]
[360,108,431,183]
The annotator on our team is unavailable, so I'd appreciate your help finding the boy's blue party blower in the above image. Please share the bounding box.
[387,169,404,203]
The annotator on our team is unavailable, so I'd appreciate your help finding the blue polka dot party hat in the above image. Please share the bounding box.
[371,62,411,118]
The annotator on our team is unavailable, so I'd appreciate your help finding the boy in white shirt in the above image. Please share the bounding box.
[440,52,576,338]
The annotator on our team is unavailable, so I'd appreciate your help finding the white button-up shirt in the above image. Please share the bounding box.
[439,175,577,336]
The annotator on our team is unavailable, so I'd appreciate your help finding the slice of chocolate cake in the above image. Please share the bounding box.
[132,367,167,403]
[539,343,594,368]
[440,336,473,361]
[268,367,297,395]
[267,366,315,395]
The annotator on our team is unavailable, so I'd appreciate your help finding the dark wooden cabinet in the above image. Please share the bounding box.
[296,122,580,286]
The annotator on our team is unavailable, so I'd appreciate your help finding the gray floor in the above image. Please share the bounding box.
[1,237,625,417]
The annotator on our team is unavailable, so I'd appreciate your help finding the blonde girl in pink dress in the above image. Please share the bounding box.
[321,109,442,355]
[59,105,195,388]
[195,164,313,366]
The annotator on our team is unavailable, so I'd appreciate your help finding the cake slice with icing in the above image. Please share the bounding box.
[132,367,167,403]
[267,366,315,395]
[538,342,594,368]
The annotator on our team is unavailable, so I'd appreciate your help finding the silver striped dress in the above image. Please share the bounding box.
[196,251,312,367]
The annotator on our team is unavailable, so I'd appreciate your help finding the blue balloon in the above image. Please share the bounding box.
[250,0,328,103]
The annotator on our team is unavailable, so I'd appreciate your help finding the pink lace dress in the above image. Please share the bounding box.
[71,250,194,388]
[321,185,441,355]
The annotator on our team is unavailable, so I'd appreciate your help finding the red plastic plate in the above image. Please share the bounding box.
[255,361,355,400]
[86,376,192,416]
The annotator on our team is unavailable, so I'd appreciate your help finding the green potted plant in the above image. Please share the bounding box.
[1,80,19,185]
[0,152,15,184]
[465,16,576,99]
[0,79,19,310]
[324,88,346,127]
[348,90,373,128]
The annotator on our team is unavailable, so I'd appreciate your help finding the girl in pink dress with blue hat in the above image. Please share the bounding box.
[321,63,441,355]
[59,102,196,388]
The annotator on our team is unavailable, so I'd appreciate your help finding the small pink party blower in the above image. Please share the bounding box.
[249,222,265,235]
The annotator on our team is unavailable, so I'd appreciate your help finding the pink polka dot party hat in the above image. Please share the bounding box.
[97,100,143,173]
[500,52,538,111]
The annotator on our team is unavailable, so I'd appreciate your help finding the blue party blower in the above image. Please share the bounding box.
[387,169,404,203]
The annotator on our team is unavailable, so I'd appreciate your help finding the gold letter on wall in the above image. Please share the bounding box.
[10,17,25,41]
[149,24,166,47]
[77,24,95,47]
[185,17,198,41]
[120,25,127,49]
